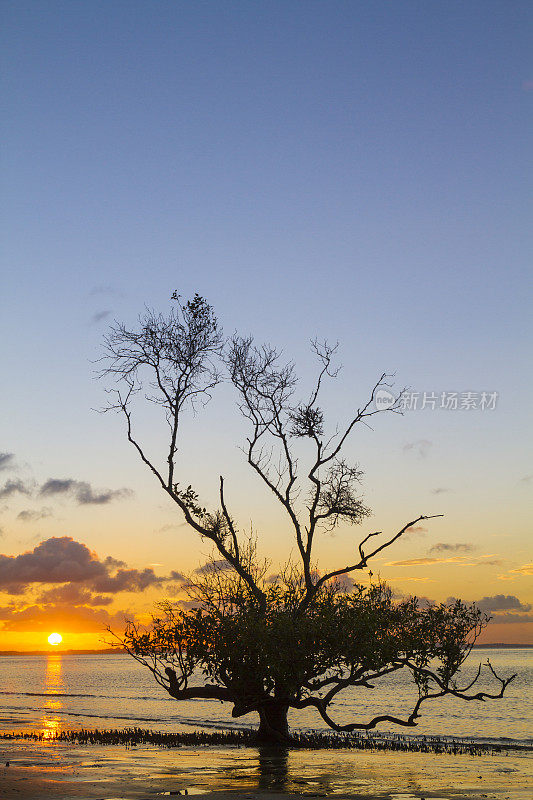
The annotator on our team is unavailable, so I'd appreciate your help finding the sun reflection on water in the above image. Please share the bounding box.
[40,653,64,738]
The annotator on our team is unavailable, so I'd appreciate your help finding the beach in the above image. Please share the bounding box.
[1,650,530,798]
[1,738,531,800]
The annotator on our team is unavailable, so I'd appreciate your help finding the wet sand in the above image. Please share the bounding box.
[1,739,531,799]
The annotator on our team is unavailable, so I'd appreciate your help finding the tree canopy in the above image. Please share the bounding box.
[102,293,514,744]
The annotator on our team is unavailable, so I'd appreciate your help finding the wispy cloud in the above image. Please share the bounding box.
[17,508,53,523]
[497,562,533,580]
[431,487,450,495]
[402,439,432,459]
[0,453,15,472]
[509,563,533,576]
[386,556,474,567]
[39,478,132,505]
[90,309,112,324]
[429,542,474,554]
[403,525,427,537]
[0,479,32,499]
[194,559,233,575]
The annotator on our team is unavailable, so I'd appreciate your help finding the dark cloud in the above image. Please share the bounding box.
[92,567,168,593]
[0,537,107,590]
[0,479,32,499]
[429,542,475,554]
[39,479,75,496]
[490,613,533,625]
[0,536,175,595]
[194,559,233,575]
[37,584,113,607]
[403,440,432,459]
[0,453,15,472]
[17,508,52,522]
[475,594,532,613]
[39,478,132,505]
[104,555,127,569]
[90,310,112,324]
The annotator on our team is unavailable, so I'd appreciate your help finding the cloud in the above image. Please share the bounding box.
[475,595,531,613]
[510,563,533,576]
[518,474,532,485]
[90,310,111,324]
[403,440,432,459]
[489,613,533,625]
[194,559,233,575]
[0,453,15,472]
[156,523,187,533]
[0,602,132,633]
[403,525,427,536]
[431,487,450,495]
[0,537,108,591]
[386,556,473,567]
[0,536,175,595]
[429,542,475,554]
[17,508,53,522]
[39,478,132,505]
[0,479,32,499]
[92,567,169,593]
[37,584,113,607]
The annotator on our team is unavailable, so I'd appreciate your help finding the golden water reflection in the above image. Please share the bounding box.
[40,654,64,738]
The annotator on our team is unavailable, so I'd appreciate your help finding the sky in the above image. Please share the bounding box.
[0,0,532,651]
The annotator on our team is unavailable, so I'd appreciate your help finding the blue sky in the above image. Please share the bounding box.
[0,1,531,646]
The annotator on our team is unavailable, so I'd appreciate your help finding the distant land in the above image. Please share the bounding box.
[0,644,531,655]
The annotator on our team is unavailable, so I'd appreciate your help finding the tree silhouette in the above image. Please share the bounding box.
[102,293,514,744]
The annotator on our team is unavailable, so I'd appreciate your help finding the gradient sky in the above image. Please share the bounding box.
[1,1,531,650]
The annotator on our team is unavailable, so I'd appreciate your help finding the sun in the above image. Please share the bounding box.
[48,632,62,646]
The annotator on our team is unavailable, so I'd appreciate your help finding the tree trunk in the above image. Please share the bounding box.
[255,701,292,744]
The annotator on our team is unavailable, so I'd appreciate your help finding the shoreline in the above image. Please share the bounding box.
[1,736,532,800]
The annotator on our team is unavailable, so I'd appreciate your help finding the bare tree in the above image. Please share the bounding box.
[102,293,514,744]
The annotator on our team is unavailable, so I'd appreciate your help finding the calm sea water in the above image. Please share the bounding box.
[0,649,531,747]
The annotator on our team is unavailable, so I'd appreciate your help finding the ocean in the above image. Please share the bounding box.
[0,648,531,748]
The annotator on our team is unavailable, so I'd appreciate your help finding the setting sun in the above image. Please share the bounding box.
[47,633,62,646]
